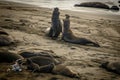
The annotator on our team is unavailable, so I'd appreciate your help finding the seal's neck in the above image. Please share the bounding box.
[52,10,60,19]
[63,18,70,33]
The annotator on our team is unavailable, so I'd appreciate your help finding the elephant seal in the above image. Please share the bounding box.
[26,58,79,78]
[0,35,14,46]
[52,64,80,78]
[101,61,120,75]
[62,14,100,47]
[47,7,62,39]
[19,50,61,58]
[19,50,65,64]
[28,56,55,66]
[26,58,55,73]
[0,30,14,46]
[26,58,41,72]
[0,51,23,63]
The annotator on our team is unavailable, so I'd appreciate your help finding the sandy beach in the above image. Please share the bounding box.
[0,0,120,80]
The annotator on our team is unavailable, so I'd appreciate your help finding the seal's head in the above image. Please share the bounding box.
[65,14,70,19]
[54,7,59,12]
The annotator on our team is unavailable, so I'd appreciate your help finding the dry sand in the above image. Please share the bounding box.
[0,0,120,80]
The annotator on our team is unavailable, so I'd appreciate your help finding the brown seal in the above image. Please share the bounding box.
[19,49,65,65]
[52,64,79,78]
[0,51,23,63]
[26,58,55,73]
[0,30,14,46]
[101,61,120,75]
[28,56,55,66]
[62,14,100,47]
[26,58,79,78]
[47,7,62,39]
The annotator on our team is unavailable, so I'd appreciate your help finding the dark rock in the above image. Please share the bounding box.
[110,6,119,10]
[100,61,120,75]
[74,2,110,9]
[0,51,23,63]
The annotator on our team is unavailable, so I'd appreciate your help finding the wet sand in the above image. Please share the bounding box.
[0,0,120,80]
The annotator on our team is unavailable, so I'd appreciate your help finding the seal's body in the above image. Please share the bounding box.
[47,7,62,39]
[62,14,100,47]
[0,30,14,46]
[101,61,120,75]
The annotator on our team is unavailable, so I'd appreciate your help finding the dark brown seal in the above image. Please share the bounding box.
[28,56,55,66]
[0,35,14,46]
[26,58,41,72]
[19,49,66,64]
[0,51,23,63]
[26,58,79,78]
[47,7,62,39]
[62,14,100,47]
[0,30,14,46]
[26,58,55,73]
[52,64,80,78]
[0,30,9,35]
[101,61,120,75]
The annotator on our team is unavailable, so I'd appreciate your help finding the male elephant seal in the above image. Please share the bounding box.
[46,7,62,39]
[19,50,65,64]
[101,61,120,75]
[26,58,79,78]
[26,58,54,73]
[62,14,100,47]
